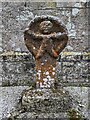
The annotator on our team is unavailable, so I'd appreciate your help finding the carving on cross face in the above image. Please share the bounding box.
[24,18,68,59]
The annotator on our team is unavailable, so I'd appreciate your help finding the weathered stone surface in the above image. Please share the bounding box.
[64,87,89,119]
[6,88,70,119]
[0,53,89,86]
[0,1,89,120]
[22,88,72,112]
[7,87,89,119]
[2,60,36,86]
[1,2,89,52]
[0,86,29,119]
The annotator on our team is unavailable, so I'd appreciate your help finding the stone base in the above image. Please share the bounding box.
[7,88,72,119]
[22,88,72,113]
[7,87,87,119]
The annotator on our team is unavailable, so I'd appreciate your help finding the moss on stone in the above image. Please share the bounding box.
[67,109,82,120]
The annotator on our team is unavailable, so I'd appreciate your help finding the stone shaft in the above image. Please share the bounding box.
[36,57,56,88]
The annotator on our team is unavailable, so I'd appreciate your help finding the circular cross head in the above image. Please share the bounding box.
[24,16,68,59]
[39,20,53,34]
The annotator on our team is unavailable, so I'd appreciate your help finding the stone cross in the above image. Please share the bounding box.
[24,16,68,88]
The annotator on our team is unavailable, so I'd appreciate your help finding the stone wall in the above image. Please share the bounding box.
[0,1,90,119]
